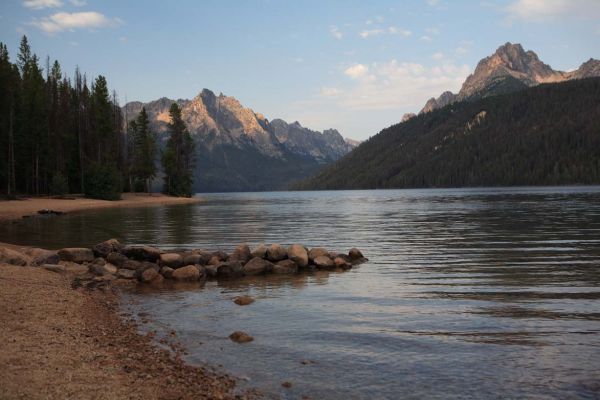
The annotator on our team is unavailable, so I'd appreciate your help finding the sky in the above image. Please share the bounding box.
[1,0,599,140]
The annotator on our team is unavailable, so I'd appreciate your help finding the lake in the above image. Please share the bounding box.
[2,187,600,399]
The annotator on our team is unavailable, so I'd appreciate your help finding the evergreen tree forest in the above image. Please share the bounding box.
[161,103,195,197]
[297,78,600,190]
[0,36,193,199]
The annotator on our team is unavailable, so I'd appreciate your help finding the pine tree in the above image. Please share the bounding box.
[131,107,157,193]
[161,103,195,197]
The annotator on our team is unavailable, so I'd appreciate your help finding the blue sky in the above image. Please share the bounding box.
[1,0,599,140]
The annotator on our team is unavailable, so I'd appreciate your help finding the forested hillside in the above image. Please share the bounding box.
[297,78,600,190]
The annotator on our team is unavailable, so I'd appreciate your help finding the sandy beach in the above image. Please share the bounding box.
[0,193,201,221]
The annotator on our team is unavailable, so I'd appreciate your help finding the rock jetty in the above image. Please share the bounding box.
[0,240,368,289]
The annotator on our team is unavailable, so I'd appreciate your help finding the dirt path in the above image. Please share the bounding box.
[0,193,200,222]
[0,264,253,399]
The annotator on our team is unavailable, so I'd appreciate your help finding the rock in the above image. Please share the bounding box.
[117,269,136,279]
[122,259,142,271]
[183,253,204,266]
[106,252,129,268]
[140,267,162,283]
[159,253,184,268]
[308,248,329,263]
[282,382,292,389]
[121,245,161,262]
[160,266,175,279]
[313,255,334,269]
[208,256,221,266]
[233,295,255,306]
[334,257,352,270]
[229,331,253,343]
[27,248,59,266]
[230,244,251,263]
[59,261,88,274]
[250,244,267,259]
[89,259,117,276]
[242,257,273,276]
[216,261,244,278]
[42,264,66,273]
[204,264,218,278]
[211,250,229,262]
[273,259,298,274]
[0,247,30,266]
[349,248,364,260]
[57,248,94,263]
[92,239,122,258]
[287,244,308,267]
[172,265,200,281]
[266,244,287,262]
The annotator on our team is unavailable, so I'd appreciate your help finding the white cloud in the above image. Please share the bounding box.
[427,0,441,6]
[359,28,384,38]
[23,0,62,9]
[329,25,343,39]
[319,87,342,97]
[29,11,120,34]
[432,52,444,60]
[505,0,600,21]
[389,26,412,37]
[420,35,432,42]
[344,64,369,79]
[328,59,471,111]
[69,0,87,5]
[425,27,440,35]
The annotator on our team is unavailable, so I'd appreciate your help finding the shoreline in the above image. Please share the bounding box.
[0,193,201,222]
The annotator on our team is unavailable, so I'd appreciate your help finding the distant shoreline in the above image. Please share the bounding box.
[0,193,201,222]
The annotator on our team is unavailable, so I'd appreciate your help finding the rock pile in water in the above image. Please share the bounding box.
[39,240,367,286]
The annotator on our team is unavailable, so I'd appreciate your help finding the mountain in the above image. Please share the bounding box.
[297,78,600,190]
[123,90,357,192]
[419,42,600,114]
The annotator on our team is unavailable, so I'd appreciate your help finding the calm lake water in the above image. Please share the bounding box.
[2,187,600,399]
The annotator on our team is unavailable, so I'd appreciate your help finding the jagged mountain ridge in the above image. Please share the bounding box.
[418,42,600,114]
[123,89,358,192]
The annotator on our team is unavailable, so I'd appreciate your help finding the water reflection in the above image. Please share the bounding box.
[2,186,600,399]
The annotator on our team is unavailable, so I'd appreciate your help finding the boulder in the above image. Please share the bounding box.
[334,257,352,270]
[313,255,334,269]
[229,331,253,343]
[216,261,244,278]
[204,264,218,278]
[159,253,184,269]
[308,248,329,263]
[172,265,200,281]
[116,269,136,279]
[0,247,30,266]
[273,259,298,274]
[42,264,66,273]
[233,295,255,306]
[266,244,287,262]
[349,248,364,260]
[183,253,204,266]
[57,248,94,263]
[92,239,123,258]
[106,252,129,268]
[160,266,175,279]
[139,267,162,283]
[89,261,117,276]
[250,244,268,259]
[211,250,229,262]
[134,262,160,281]
[122,259,142,271]
[27,248,59,266]
[287,244,308,267]
[242,257,274,276]
[230,244,251,263]
[121,245,161,262]
[208,256,221,266]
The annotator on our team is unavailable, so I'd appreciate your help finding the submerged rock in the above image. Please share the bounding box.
[229,331,254,343]
[233,295,255,306]
[58,248,94,263]
[140,267,162,283]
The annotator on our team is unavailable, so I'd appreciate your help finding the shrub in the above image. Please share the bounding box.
[50,172,69,196]
[83,163,122,200]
